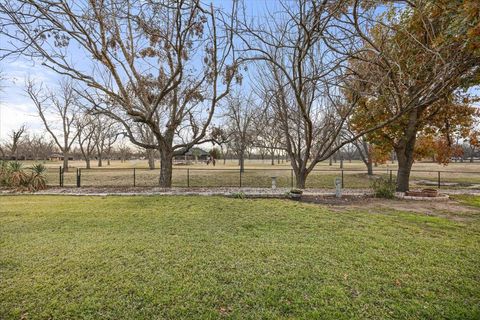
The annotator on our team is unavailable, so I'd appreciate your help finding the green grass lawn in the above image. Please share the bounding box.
[1,196,479,319]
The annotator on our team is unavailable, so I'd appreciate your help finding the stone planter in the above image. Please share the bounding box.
[421,188,438,197]
[405,189,438,197]
[289,189,303,201]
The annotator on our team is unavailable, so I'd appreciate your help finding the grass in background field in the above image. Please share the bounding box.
[34,159,480,188]
[1,196,479,319]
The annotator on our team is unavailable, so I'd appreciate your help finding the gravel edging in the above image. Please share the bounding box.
[1,187,371,197]
[1,187,479,197]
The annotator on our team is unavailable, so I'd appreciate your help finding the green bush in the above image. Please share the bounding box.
[289,188,303,194]
[231,192,246,199]
[371,177,396,199]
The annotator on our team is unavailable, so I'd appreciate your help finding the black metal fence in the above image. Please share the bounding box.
[48,166,480,189]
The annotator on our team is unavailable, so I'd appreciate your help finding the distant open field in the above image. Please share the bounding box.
[18,159,480,189]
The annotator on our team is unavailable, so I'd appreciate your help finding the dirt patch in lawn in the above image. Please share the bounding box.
[304,195,479,221]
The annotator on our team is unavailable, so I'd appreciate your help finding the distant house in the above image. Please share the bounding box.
[174,148,210,164]
[49,153,73,161]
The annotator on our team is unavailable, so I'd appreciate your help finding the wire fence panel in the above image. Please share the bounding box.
[134,169,162,187]
[187,169,240,188]
[45,168,60,186]
[44,166,480,190]
[240,169,292,188]
[61,169,77,187]
[173,169,189,187]
[80,169,134,187]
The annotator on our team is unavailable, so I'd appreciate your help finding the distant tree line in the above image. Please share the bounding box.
[0,0,479,191]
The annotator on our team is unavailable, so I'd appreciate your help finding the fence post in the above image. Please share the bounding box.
[239,169,242,188]
[76,168,81,187]
[341,169,344,188]
[291,169,294,188]
[187,169,190,188]
[389,170,393,183]
[133,168,136,187]
[438,171,441,189]
[59,166,62,187]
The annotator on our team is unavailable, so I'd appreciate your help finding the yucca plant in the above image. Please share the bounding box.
[0,160,8,187]
[29,163,48,191]
[7,161,28,189]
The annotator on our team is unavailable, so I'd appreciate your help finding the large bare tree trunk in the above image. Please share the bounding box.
[294,169,308,189]
[395,109,420,192]
[395,136,417,192]
[97,151,103,167]
[366,161,373,176]
[147,149,155,170]
[396,151,415,192]
[63,153,69,172]
[159,149,173,188]
[239,150,245,173]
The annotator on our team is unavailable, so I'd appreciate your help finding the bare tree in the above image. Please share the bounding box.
[24,133,55,161]
[239,1,367,188]
[92,115,118,167]
[76,115,97,169]
[116,141,132,163]
[210,126,230,165]
[6,125,26,159]
[223,91,258,172]
[352,137,373,176]
[134,123,157,170]
[26,79,80,171]
[1,0,240,187]
[341,143,357,164]
[255,104,283,166]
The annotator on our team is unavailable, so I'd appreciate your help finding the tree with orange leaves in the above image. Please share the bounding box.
[465,111,480,162]
[348,0,480,191]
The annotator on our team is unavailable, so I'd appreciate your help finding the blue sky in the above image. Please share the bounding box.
[0,58,61,140]
[0,0,272,141]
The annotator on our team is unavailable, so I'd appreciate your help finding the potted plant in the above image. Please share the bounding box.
[289,188,303,201]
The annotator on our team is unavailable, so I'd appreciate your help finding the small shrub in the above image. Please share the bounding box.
[0,161,48,191]
[289,188,303,194]
[0,160,8,186]
[7,161,28,189]
[231,192,246,199]
[28,163,48,191]
[371,177,396,199]
[289,188,303,201]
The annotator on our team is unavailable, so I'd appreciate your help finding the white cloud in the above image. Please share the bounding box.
[0,58,62,141]
[0,102,40,140]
